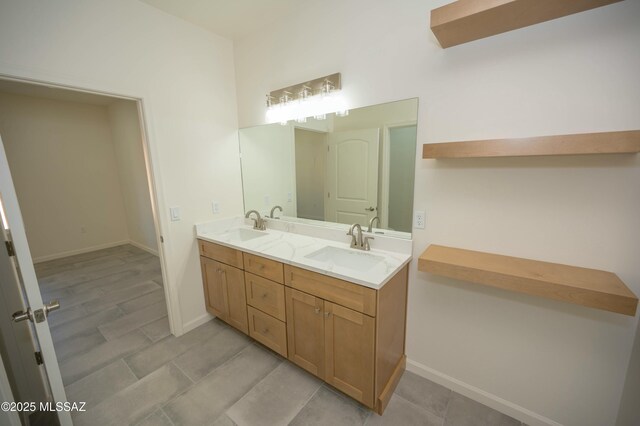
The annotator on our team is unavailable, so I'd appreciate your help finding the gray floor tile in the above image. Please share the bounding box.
[164,344,281,426]
[64,359,138,412]
[366,395,443,426]
[119,289,166,313]
[213,414,237,426]
[140,316,171,342]
[54,329,107,362]
[98,300,167,341]
[125,319,226,378]
[395,371,452,417]
[443,393,520,426]
[59,330,150,385]
[46,304,87,328]
[73,363,191,426]
[136,409,174,426]
[290,385,371,426]
[83,281,161,313]
[173,327,251,381]
[50,306,124,343]
[55,287,104,309]
[227,361,321,426]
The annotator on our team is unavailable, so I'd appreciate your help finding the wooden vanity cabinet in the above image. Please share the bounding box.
[199,238,408,415]
[199,241,248,334]
[284,264,408,413]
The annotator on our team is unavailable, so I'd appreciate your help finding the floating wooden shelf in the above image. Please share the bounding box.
[419,245,638,316]
[430,0,623,48]
[423,130,640,159]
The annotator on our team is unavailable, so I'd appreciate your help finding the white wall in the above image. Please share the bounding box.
[108,99,158,255]
[0,0,243,334]
[239,124,296,217]
[234,1,640,425]
[0,92,130,261]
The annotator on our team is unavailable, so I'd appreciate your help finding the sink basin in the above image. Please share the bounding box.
[221,228,268,242]
[305,246,385,272]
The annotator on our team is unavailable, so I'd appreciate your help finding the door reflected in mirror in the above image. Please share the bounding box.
[239,98,418,239]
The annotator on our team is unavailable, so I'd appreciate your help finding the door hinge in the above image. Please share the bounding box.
[160,236,164,243]
[5,240,15,257]
[34,351,43,365]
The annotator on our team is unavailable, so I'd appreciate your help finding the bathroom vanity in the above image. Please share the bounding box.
[196,220,411,414]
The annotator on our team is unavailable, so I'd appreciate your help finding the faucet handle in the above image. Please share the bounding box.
[363,236,374,251]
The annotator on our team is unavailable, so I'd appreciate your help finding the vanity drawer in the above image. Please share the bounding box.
[247,306,287,357]
[284,265,377,317]
[198,239,243,269]
[244,253,284,284]
[245,273,286,321]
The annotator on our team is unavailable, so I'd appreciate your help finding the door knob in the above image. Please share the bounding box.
[365,207,375,211]
[12,307,33,323]
[12,300,60,324]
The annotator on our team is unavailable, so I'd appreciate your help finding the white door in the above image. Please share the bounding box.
[0,135,71,425]
[325,129,379,225]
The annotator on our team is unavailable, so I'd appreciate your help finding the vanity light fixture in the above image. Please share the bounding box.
[265,73,348,124]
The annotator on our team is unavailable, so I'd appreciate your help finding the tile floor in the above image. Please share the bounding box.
[37,244,526,426]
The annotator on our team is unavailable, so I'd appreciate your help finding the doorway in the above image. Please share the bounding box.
[0,77,170,423]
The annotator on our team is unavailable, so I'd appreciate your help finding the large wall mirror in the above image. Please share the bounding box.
[239,98,418,239]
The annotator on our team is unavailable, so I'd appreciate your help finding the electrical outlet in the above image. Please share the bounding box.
[287,192,292,202]
[414,210,425,229]
[264,195,270,206]
[212,201,220,214]
[80,226,86,234]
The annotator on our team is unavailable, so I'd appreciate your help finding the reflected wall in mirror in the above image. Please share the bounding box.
[239,98,418,238]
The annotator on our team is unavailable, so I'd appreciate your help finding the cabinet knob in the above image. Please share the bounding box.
[314,307,321,314]
[324,311,331,318]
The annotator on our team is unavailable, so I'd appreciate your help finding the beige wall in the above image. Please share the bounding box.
[0,0,243,334]
[294,128,325,221]
[108,99,158,254]
[234,1,640,425]
[0,92,129,261]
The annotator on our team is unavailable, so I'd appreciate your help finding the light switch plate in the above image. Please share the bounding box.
[414,210,425,229]
[212,201,220,214]
[170,206,181,222]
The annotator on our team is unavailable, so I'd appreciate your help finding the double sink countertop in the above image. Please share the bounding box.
[195,217,413,290]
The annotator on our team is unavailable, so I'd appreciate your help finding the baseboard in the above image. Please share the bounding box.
[180,312,214,336]
[406,358,563,426]
[32,240,130,263]
[127,239,159,256]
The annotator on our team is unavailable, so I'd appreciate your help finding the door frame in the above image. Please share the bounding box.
[380,120,417,229]
[0,73,182,338]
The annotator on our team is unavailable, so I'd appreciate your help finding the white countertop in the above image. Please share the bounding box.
[195,217,412,289]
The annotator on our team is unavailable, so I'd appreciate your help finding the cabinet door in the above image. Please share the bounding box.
[324,301,375,408]
[222,263,248,334]
[285,287,325,378]
[201,257,228,321]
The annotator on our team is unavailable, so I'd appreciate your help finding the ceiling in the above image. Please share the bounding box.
[139,0,301,41]
[0,79,121,106]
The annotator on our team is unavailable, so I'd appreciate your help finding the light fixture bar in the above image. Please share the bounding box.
[268,73,341,106]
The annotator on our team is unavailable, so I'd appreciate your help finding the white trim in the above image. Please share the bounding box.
[127,239,159,256]
[181,312,214,334]
[406,358,563,426]
[0,353,21,426]
[31,240,130,264]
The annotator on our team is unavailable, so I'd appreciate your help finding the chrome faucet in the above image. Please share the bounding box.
[245,210,266,230]
[347,223,374,251]
[269,205,283,219]
[367,216,380,233]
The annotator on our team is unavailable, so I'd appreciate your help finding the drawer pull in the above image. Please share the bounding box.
[314,307,321,314]
[324,311,331,317]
